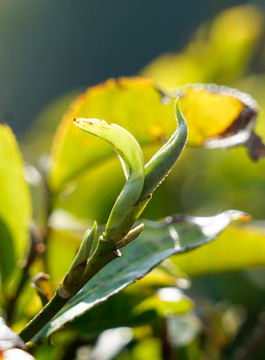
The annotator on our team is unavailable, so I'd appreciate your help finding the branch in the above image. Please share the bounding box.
[19,238,119,343]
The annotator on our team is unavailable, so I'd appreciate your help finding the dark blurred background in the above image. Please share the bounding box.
[0,0,262,135]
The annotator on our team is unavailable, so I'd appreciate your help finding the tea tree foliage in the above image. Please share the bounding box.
[1,5,265,360]
[18,98,188,342]
[0,77,263,357]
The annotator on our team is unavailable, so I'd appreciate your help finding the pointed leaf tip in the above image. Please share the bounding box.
[116,223,145,249]
[141,97,188,199]
[69,221,97,272]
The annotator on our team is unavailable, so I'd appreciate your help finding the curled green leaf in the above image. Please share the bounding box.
[73,118,145,241]
[116,223,145,249]
[106,98,187,240]
[141,98,188,199]
[62,222,97,294]
[69,221,97,272]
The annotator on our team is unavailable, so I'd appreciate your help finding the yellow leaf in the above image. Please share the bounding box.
[49,78,259,194]
[172,222,265,277]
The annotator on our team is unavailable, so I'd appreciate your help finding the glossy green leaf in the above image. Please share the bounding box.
[0,124,31,283]
[173,221,265,277]
[31,210,245,343]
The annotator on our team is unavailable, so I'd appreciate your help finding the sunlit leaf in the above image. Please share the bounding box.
[141,5,263,87]
[48,77,176,192]
[0,124,31,283]
[173,221,265,277]
[177,84,265,159]
[31,210,245,343]
[50,78,260,192]
[47,78,262,227]
[178,84,256,145]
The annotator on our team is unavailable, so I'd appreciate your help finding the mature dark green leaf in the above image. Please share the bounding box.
[32,210,245,343]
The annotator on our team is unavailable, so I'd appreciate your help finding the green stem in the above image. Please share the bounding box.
[19,291,69,343]
[19,99,187,343]
[19,238,119,343]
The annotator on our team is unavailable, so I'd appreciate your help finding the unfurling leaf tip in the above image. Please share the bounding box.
[140,96,188,199]
[116,223,145,249]
[62,221,97,294]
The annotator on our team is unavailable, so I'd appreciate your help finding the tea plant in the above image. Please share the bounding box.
[1,75,264,360]
[2,5,265,359]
